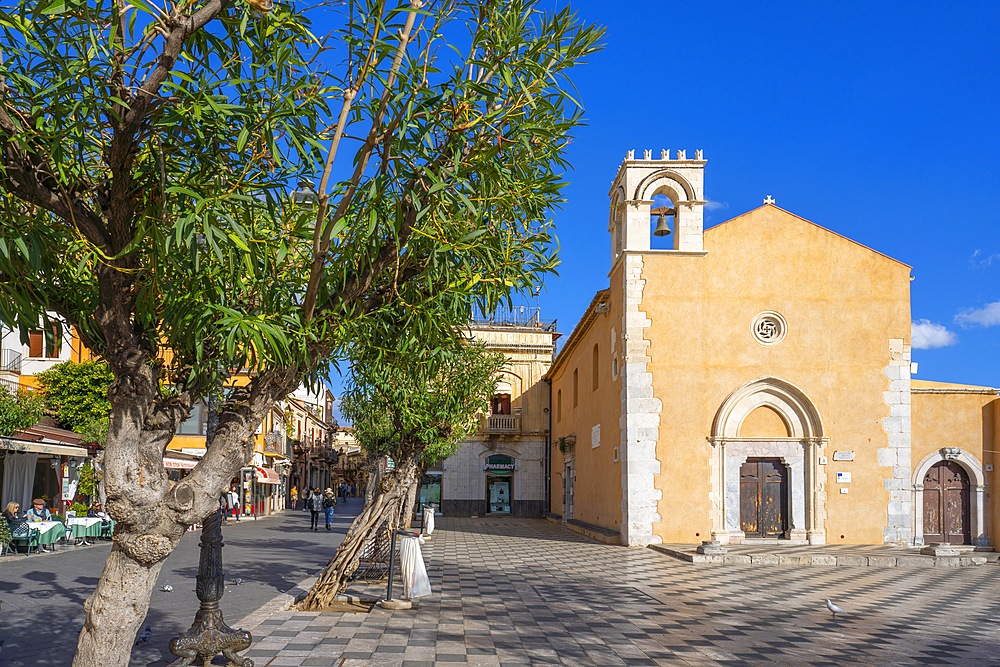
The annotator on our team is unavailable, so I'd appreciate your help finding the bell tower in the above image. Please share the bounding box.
[608,148,707,261]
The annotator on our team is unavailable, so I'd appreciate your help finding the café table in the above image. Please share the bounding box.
[67,517,114,544]
[23,520,68,548]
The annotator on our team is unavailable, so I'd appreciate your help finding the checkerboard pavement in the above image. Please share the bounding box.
[241,518,1000,666]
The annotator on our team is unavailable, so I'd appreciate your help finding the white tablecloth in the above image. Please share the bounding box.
[22,520,66,544]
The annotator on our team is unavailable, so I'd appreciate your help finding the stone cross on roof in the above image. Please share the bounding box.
[763,195,776,205]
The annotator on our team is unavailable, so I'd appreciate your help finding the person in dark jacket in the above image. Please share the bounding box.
[307,488,323,531]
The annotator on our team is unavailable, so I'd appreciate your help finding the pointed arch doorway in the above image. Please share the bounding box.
[709,378,828,545]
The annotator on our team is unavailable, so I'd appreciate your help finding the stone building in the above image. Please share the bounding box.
[547,150,999,548]
[436,310,559,518]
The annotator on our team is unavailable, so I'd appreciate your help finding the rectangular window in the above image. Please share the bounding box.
[573,369,578,407]
[177,402,206,436]
[557,389,562,422]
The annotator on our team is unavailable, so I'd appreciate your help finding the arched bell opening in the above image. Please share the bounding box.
[649,193,675,249]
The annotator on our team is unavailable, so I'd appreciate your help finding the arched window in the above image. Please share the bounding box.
[573,369,579,407]
[592,344,599,390]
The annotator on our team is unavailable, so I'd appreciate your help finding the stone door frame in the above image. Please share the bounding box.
[708,377,828,545]
[911,448,988,547]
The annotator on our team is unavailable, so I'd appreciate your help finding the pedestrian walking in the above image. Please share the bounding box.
[308,488,323,531]
[323,488,337,530]
[226,486,241,523]
[290,485,299,511]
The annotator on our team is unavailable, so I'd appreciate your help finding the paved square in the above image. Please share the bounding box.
[248,518,1000,665]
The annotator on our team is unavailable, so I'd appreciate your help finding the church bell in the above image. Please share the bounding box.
[652,206,674,237]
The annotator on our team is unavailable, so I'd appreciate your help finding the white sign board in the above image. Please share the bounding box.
[836,471,852,484]
[591,424,601,448]
[833,451,855,461]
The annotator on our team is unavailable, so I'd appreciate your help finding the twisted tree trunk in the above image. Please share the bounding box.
[298,459,421,610]
[401,477,419,530]
[71,360,301,667]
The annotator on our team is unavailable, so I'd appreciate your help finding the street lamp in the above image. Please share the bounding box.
[169,397,253,665]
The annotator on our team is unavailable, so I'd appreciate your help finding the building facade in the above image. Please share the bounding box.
[437,311,559,518]
[548,151,999,547]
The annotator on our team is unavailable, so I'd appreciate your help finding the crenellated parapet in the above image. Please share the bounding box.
[608,148,708,256]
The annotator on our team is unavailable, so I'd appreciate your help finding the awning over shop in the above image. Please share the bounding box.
[0,437,88,458]
[255,466,280,484]
[164,457,198,470]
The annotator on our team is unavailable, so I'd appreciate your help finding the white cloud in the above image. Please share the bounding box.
[955,301,1000,328]
[704,200,729,211]
[911,319,958,349]
[970,249,1000,267]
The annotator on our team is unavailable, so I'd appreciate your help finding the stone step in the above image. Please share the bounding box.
[650,544,998,568]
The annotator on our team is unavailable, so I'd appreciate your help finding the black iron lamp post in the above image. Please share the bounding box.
[168,507,253,666]
[170,391,253,666]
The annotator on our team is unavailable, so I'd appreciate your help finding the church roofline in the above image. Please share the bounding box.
[546,288,610,380]
[706,204,913,270]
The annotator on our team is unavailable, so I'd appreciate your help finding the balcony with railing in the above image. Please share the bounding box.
[484,412,520,435]
[1,349,22,374]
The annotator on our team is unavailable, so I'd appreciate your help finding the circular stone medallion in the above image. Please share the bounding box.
[751,311,787,346]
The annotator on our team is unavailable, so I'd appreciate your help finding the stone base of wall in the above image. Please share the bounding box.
[441,499,544,518]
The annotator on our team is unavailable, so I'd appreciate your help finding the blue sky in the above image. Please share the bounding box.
[540,1,1000,387]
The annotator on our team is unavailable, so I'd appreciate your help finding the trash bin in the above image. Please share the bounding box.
[422,504,436,536]
[398,535,431,600]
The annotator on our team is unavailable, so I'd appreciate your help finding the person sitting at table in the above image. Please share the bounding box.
[3,501,20,523]
[87,502,109,520]
[25,498,51,522]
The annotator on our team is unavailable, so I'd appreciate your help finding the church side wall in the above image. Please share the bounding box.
[638,206,912,545]
[549,275,624,534]
[911,387,998,545]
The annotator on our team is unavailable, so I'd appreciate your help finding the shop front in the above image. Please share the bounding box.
[484,454,515,515]
[0,436,89,518]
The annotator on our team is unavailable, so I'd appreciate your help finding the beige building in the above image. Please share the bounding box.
[548,151,999,548]
[436,311,559,517]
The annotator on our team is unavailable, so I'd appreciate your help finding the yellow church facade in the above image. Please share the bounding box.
[548,151,999,549]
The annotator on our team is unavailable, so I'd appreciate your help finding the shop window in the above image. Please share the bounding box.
[491,393,511,415]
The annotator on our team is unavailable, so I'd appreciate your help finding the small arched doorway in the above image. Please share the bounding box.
[922,461,971,545]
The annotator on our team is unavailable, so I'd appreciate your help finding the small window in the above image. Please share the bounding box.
[557,389,562,422]
[178,402,206,436]
[612,356,619,380]
[573,369,579,407]
[592,344,599,391]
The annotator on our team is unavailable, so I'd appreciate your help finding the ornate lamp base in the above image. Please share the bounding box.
[170,508,253,666]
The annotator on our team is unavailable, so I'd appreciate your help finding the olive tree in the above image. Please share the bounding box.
[0,0,601,664]
[299,340,505,609]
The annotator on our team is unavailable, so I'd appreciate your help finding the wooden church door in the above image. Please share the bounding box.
[923,460,971,545]
[740,458,788,538]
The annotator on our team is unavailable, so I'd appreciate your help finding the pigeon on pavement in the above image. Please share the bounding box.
[825,598,847,618]
[135,626,152,645]
[229,578,245,586]
[161,584,173,592]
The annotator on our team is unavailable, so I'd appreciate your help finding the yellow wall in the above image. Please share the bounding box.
[911,380,998,540]
[549,279,624,531]
[640,205,911,544]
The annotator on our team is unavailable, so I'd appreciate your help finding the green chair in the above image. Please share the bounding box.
[10,520,40,555]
